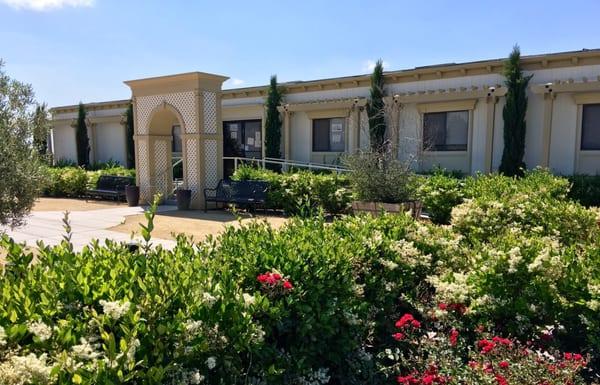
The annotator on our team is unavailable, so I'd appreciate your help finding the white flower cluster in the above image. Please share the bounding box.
[0,353,54,385]
[242,293,255,306]
[184,319,204,340]
[427,272,473,304]
[202,292,218,307]
[167,367,205,385]
[297,368,331,385]
[391,239,431,268]
[72,337,101,360]
[206,356,216,369]
[99,300,130,320]
[0,325,6,346]
[27,321,52,342]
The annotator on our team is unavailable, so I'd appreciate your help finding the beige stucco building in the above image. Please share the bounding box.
[50,49,600,207]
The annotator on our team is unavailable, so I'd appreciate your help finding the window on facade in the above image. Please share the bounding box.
[172,125,182,153]
[423,110,469,151]
[581,104,600,151]
[312,118,345,152]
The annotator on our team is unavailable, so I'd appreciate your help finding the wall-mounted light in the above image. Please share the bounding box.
[544,82,553,93]
[487,86,495,97]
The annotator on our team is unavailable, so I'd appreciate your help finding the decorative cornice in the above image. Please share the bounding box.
[50,99,131,116]
[222,49,600,100]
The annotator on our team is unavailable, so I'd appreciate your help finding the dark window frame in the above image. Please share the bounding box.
[312,117,346,152]
[172,125,182,153]
[422,110,469,152]
[581,104,600,151]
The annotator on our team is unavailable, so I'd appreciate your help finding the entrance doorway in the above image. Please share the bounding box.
[223,119,262,178]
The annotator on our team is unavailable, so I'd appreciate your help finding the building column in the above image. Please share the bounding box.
[541,92,556,168]
[484,94,499,173]
[86,119,96,164]
[283,107,291,161]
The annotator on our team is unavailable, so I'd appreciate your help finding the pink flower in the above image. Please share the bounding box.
[499,360,510,369]
[283,280,293,290]
[392,332,405,341]
[438,303,448,311]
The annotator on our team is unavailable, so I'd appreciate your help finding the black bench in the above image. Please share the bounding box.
[203,180,269,212]
[87,175,135,201]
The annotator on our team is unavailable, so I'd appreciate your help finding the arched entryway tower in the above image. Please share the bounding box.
[125,72,229,209]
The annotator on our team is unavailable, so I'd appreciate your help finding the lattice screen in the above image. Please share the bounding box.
[186,138,199,202]
[203,91,217,134]
[204,140,219,189]
[154,140,170,198]
[136,91,197,134]
[137,140,151,203]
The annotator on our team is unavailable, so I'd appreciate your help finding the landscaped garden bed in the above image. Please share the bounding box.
[1,170,599,384]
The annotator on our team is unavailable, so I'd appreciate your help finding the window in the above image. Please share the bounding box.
[581,104,600,150]
[312,118,345,152]
[423,110,469,151]
[172,125,182,153]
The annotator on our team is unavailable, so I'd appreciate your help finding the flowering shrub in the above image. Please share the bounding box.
[381,307,589,385]
[2,170,600,384]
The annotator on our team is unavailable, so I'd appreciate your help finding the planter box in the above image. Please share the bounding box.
[352,200,422,219]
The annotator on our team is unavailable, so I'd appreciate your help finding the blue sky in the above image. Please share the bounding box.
[1,0,600,107]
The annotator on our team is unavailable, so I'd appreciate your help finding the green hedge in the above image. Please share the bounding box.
[232,166,352,215]
[43,166,136,197]
[417,169,597,224]
[1,182,598,384]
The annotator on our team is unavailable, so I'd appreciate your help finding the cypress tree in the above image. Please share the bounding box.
[499,45,532,177]
[264,75,283,159]
[32,103,50,157]
[367,59,386,151]
[75,102,90,167]
[124,102,135,168]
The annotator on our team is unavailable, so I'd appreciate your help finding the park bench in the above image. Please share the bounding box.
[87,175,135,201]
[203,179,269,212]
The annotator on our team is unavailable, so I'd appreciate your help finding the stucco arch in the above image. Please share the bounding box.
[147,102,186,136]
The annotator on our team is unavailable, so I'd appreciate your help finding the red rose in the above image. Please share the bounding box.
[397,375,418,385]
[395,313,415,328]
[272,273,282,281]
[495,374,508,385]
[392,332,405,341]
[499,361,509,369]
[468,361,478,369]
[411,319,421,328]
[438,303,448,311]
[257,274,269,283]
[283,280,293,290]
[449,328,459,346]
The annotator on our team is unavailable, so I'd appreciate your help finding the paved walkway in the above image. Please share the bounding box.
[1,205,178,251]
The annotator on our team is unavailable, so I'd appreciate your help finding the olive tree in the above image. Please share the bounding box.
[0,60,47,227]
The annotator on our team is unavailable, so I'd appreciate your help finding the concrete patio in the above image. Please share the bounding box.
[1,204,178,251]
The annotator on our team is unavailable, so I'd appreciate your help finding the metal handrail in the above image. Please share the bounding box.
[223,156,349,173]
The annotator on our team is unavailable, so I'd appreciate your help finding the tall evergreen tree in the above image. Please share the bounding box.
[124,102,135,168]
[367,59,386,151]
[75,102,90,167]
[32,103,50,157]
[499,45,532,177]
[264,75,283,159]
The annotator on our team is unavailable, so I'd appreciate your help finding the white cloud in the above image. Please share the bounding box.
[230,78,245,86]
[1,0,94,11]
[363,59,390,72]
